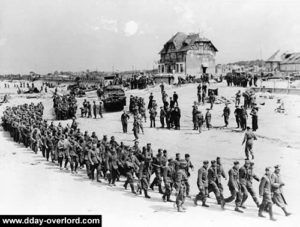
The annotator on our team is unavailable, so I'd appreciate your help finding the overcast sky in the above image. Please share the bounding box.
[0,0,300,74]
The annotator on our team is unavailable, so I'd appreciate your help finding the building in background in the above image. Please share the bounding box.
[158,32,218,76]
[266,50,300,73]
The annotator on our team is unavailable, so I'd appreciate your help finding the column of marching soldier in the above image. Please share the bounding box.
[1,97,292,221]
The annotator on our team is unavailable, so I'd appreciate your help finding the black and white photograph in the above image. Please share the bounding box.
[0,0,299,226]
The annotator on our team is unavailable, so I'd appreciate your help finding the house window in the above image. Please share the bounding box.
[162,65,164,73]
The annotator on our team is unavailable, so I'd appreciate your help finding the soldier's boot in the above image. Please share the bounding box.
[221,199,226,209]
[158,184,164,194]
[162,194,166,202]
[130,184,137,194]
[123,181,128,190]
[194,195,198,206]
[144,190,151,199]
[282,207,291,216]
[216,196,222,205]
[177,205,185,212]
[167,195,173,202]
[268,205,276,221]
[234,206,244,213]
[202,200,209,208]
[258,209,266,218]
[96,174,102,183]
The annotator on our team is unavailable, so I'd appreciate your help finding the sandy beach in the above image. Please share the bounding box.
[0,80,299,227]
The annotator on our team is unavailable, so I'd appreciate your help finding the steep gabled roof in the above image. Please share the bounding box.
[159,32,218,54]
[266,50,282,62]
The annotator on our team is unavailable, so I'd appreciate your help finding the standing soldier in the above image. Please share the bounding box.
[160,82,164,94]
[205,108,212,129]
[240,106,248,130]
[235,90,241,106]
[222,103,231,127]
[242,127,257,160]
[258,167,276,221]
[234,106,241,128]
[149,107,157,128]
[148,93,154,110]
[192,104,198,130]
[271,165,291,216]
[173,106,181,130]
[99,101,103,118]
[194,161,209,207]
[132,117,139,140]
[209,91,215,110]
[195,110,204,133]
[165,107,171,129]
[221,161,243,213]
[173,91,179,106]
[87,101,92,118]
[93,101,97,119]
[121,110,130,133]
[250,106,258,131]
[159,107,166,128]
[197,83,202,104]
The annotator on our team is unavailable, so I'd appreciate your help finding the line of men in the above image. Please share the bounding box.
[225,73,258,87]
[1,103,194,212]
[195,159,291,221]
[1,102,291,220]
[53,94,77,120]
[80,99,103,119]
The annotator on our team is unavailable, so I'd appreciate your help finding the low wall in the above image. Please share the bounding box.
[251,87,300,95]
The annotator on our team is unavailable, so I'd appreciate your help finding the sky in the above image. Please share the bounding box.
[0,0,300,74]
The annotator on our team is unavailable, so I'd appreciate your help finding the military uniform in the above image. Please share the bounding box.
[194,161,209,207]
[239,161,260,208]
[258,168,276,221]
[223,105,230,127]
[242,129,257,160]
[222,162,243,212]
[271,166,291,216]
[175,160,188,212]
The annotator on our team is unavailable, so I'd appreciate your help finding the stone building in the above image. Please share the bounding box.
[158,32,218,76]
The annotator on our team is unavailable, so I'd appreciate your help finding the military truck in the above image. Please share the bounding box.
[102,85,126,111]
